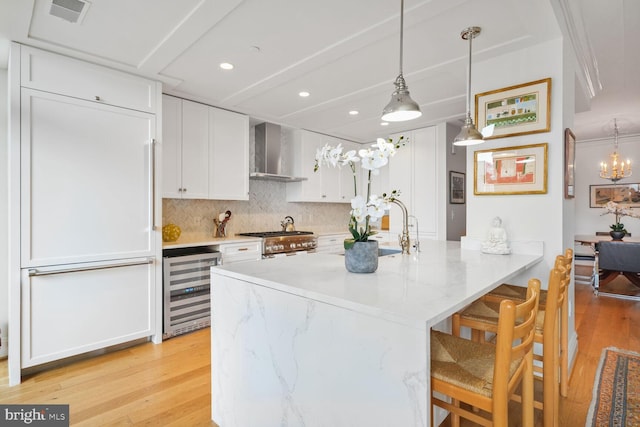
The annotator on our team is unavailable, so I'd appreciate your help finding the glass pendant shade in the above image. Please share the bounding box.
[381,0,421,122]
[382,74,422,122]
[453,26,483,146]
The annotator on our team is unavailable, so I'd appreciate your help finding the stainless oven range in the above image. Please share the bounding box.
[238,231,317,258]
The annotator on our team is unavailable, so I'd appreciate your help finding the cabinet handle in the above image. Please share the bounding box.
[151,139,157,230]
[237,248,249,251]
[95,96,101,101]
[28,258,154,277]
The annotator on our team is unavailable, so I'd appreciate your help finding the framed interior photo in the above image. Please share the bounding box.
[589,183,640,208]
[475,78,551,140]
[449,171,465,204]
[474,143,548,195]
[564,128,576,198]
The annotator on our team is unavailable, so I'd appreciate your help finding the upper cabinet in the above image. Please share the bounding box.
[287,130,359,203]
[161,95,249,201]
[21,45,156,113]
[387,126,440,240]
[208,107,249,200]
[162,96,209,199]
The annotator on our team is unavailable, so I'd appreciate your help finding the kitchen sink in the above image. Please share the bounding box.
[378,248,402,256]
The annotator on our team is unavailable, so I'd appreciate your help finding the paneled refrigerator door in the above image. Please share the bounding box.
[21,259,155,367]
[20,88,155,268]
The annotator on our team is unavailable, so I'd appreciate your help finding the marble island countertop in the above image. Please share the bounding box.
[212,240,543,328]
[209,239,544,426]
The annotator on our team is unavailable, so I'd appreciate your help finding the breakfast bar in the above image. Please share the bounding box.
[210,240,543,426]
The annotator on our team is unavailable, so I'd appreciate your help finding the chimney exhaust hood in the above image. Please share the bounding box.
[250,122,307,182]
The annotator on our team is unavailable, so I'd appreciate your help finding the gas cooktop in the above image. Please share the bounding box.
[238,231,314,238]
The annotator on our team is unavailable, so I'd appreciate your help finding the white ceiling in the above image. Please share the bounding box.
[0,0,638,143]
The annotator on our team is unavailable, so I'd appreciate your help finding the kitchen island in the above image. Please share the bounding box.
[210,240,543,426]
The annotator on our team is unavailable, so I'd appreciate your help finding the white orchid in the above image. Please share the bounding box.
[314,135,407,248]
[601,201,640,232]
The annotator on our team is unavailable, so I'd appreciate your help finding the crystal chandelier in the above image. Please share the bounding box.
[600,119,632,182]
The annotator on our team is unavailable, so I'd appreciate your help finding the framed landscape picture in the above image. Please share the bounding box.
[589,183,640,208]
[474,143,548,195]
[475,78,551,140]
[450,171,465,204]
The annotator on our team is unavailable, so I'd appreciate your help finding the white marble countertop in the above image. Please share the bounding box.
[212,240,543,328]
[162,232,261,249]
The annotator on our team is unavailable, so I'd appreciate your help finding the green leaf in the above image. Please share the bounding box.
[344,239,356,250]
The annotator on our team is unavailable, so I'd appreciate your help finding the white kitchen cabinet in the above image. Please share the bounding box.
[287,130,355,203]
[20,88,156,267]
[162,95,249,200]
[20,45,156,113]
[315,233,351,254]
[287,130,323,202]
[216,241,262,264]
[9,43,162,384]
[21,260,155,368]
[387,126,439,240]
[208,107,249,200]
[162,95,209,199]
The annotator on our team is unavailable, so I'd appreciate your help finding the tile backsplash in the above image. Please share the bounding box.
[162,179,351,236]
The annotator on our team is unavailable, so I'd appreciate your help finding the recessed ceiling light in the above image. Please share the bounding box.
[299,91,310,97]
[349,110,359,116]
[219,62,234,70]
[381,122,389,126]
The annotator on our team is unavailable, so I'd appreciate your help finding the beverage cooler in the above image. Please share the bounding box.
[162,247,222,339]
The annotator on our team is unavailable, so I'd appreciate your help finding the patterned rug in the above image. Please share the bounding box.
[586,347,640,426]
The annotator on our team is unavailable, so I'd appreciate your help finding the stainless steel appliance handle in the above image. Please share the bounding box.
[151,139,157,230]
[28,258,154,277]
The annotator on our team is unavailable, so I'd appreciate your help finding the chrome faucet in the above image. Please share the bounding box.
[408,214,420,253]
[391,199,411,254]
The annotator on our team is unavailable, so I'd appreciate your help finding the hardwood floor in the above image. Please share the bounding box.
[1,282,638,426]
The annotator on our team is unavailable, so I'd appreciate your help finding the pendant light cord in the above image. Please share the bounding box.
[399,0,404,77]
[465,29,473,116]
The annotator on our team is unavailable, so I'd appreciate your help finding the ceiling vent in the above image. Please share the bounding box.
[50,0,90,24]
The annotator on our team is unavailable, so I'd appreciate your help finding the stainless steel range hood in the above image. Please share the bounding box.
[250,122,307,182]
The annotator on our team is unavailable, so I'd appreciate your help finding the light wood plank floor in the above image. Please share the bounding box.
[1,282,639,426]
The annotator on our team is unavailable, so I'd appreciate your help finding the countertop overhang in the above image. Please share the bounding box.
[211,240,543,328]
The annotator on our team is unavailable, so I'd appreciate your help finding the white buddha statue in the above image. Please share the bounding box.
[482,216,511,255]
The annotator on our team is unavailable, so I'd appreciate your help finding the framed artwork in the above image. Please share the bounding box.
[450,171,465,204]
[589,183,640,208]
[475,78,551,140]
[564,128,576,198]
[474,143,548,195]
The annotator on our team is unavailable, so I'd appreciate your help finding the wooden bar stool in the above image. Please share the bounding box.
[483,248,573,397]
[431,278,540,427]
[452,259,569,427]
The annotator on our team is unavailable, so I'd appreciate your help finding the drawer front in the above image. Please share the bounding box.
[21,45,157,113]
[219,241,262,264]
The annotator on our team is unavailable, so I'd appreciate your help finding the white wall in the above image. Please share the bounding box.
[574,135,640,235]
[0,68,8,357]
[467,38,568,281]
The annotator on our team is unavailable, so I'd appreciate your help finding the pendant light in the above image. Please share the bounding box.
[453,26,484,146]
[381,0,422,122]
[600,118,632,182]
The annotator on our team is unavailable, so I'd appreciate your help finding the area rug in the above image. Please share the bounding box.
[586,347,640,426]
